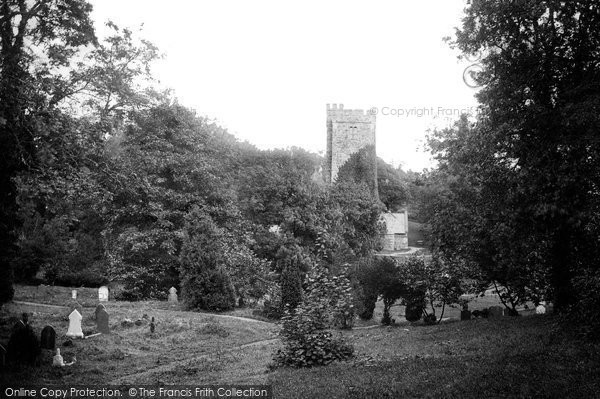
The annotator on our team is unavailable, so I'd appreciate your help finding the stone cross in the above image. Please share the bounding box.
[168,287,178,303]
[40,325,56,350]
[95,305,109,334]
[66,309,84,338]
[98,286,109,302]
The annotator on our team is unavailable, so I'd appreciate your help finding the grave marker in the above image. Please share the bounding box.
[71,290,77,300]
[460,310,471,321]
[66,309,84,338]
[536,304,546,314]
[98,286,109,302]
[40,326,56,350]
[168,287,178,303]
[488,306,504,318]
[96,306,109,334]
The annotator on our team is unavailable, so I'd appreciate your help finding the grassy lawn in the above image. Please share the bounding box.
[270,316,600,398]
[1,285,279,385]
[2,285,599,398]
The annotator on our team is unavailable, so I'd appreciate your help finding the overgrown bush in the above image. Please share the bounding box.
[271,263,355,368]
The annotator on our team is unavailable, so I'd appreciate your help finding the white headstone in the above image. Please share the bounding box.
[535,304,546,314]
[66,309,84,338]
[168,287,178,303]
[98,286,109,302]
[71,290,77,300]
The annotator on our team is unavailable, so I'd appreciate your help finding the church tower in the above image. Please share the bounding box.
[324,104,377,196]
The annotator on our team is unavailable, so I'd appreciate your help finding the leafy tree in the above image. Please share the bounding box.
[179,208,236,311]
[377,158,409,212]
[0,0,96,304]
[439,0,600,315]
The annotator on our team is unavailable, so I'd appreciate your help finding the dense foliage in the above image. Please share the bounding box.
[0,1,384,311]
[421,0,600,333]
[272,263,355,368]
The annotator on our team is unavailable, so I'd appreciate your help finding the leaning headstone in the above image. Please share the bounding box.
[66,309,84,338]
[98,286,109,302]
[488,306,504,318]
[168,287,178,303]
[40,326,56,350]
[96,306,109,334]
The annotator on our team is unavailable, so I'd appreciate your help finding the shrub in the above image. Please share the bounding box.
[272,305,354,368]
[182,268,236,311]
[271,263,355,368]
[405,302,423,322]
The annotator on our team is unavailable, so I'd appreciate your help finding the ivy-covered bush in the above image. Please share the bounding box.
[271,264,355,368]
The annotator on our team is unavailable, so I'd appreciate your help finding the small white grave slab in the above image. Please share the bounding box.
[98,286,109,302]
[71,290,77,299]
[168,287,178,303]
[66,309,84,338]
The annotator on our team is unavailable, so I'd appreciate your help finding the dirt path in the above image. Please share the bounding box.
[110,337,280,384]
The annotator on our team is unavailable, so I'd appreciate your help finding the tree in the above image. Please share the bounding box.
[179,208,236,311]
[377,158,409,212]
[0,0,96,304]
[445,0,600,313]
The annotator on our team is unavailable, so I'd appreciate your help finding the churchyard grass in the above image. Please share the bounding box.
[2,285,599,398]
[269,316,600,398]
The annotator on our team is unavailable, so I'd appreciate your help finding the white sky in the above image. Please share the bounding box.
[90,0,479,171]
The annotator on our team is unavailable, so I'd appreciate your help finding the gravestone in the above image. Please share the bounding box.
[168,287,178,303]
[53,348,75,367]
[98,286,109,302]
[488,306,504,318]
[96,306,109,334]
[460,310,471,321]
[7,314,40,366]
[150,317,155,333]
[71,289,77,299]
[0,343,5,369]
[66,309,84,338]
[66,299,83,319]
[536,304,546,314]
[94,303,106,319]
[40,326,56,350]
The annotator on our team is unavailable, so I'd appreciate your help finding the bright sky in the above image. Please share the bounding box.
[90,0,479,171]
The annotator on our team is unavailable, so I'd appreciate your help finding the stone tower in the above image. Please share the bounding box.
[324,104,377,195]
